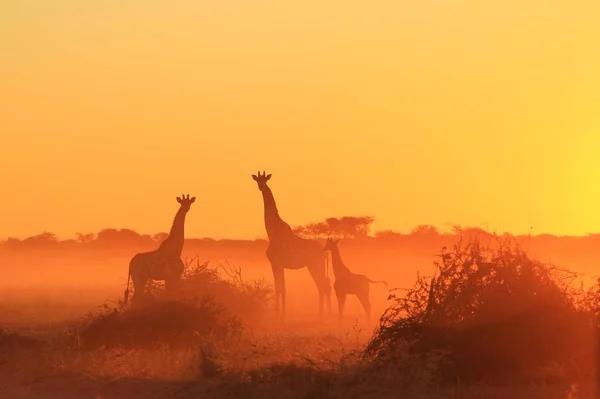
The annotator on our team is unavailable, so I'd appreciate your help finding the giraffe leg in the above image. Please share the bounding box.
[131,276,148,304]
[322,283,332,321]
[357,290,372,324]
[171,258,185,281]
[325,279,332,316]
[266,248,286,319]
[165,278,179,292]
[270,263,286,319]
[307,262,330,319]
[336,291,347,326]
[165,259,184,293]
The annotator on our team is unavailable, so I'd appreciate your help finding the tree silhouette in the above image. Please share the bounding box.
[152,232,169,243]
[374,229,402,240]
[293,222,330,239]
[410,224,440,236]
[327,216,374,238]
[294,216,375,239]
[94,228,153,248]
[21,232,59,248]
[76,232,96,244]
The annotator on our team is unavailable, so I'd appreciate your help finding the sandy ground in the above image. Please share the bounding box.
[1,277,598,399]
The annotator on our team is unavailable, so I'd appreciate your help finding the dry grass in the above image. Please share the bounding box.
[1,244,599,398]
[1,320,598,398]
[4,324,595,399]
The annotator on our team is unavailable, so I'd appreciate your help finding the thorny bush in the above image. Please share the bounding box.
[147,256,273,324]
[76,256,272,349]
[77,297,242,350]
[364,235,599,385]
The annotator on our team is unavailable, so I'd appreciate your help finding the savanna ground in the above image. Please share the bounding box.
[1,236,600,398]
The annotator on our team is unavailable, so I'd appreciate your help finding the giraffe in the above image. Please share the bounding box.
[251,171,332,318]
[323,238,388,323]
[124,194,196,304]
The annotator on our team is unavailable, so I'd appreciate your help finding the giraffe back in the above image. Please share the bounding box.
[130,250,184,281]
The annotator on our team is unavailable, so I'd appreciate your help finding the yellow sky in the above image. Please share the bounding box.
[1,0,599,240]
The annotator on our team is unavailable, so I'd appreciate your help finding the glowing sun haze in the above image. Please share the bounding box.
[1,0,599,240]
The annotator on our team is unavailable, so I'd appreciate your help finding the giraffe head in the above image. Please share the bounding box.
[324,237,340,251]
[176,194,196,212]
[251,171,272,191]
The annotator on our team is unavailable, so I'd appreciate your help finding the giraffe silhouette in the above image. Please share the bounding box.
[252,171,331,318]
[124,194,196,304]
[324,237,387,323]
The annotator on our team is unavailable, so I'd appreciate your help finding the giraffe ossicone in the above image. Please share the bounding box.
[176,194,196,203]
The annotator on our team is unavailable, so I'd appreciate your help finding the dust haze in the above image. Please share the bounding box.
[2,222,599,398]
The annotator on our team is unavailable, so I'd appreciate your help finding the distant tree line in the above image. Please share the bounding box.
[292,216,376,239]
[0,216,459,249]
[2,215,600,255]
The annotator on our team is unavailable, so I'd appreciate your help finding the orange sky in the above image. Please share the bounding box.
[1,0,599,240]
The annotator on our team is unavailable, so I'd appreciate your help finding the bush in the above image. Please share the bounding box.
[77,257,271,349]
[147,257,272,325]
[364,235,599,385]
[0,328,42,349]
[78,297,242,350]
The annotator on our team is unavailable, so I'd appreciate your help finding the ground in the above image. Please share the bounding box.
[2,246,599,399]
[0,304,597,399]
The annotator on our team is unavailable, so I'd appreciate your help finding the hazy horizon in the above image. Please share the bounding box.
[4,221,600,242]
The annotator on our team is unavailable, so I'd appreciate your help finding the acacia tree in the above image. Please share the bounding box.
[293,223,330,239]
[293,216,375,239]
[374,229,402,240]
[410,224,440,236]
[93,228,154,248]
[153,232,169,242]
[76,232,96,244]
[20,231,59,248]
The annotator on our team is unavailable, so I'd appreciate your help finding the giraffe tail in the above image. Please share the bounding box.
[367,278,388,287]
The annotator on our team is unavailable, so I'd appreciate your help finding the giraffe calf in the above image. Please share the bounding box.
[324,238,388,323]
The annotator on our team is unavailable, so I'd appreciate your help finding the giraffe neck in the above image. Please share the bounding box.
[261,185,291,239]
[330,247,351,277]
[159,206,187,255]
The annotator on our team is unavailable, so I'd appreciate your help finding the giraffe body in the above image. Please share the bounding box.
[324,238,387,323]
[124,194,195,304]
[252,171,332,318]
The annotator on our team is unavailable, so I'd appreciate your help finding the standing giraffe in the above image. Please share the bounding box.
[251,171,331,318]
[324,238,387,323]
[124,194,196,304]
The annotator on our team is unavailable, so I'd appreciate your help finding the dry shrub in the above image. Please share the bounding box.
[365,235,599,386]
[77,297,242,350]
[0,328,42,349]
[226,362,338,397]
[148,256,272,324]
[76,257,270,350]
[193,331,364,398]
[578,276,600,322]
